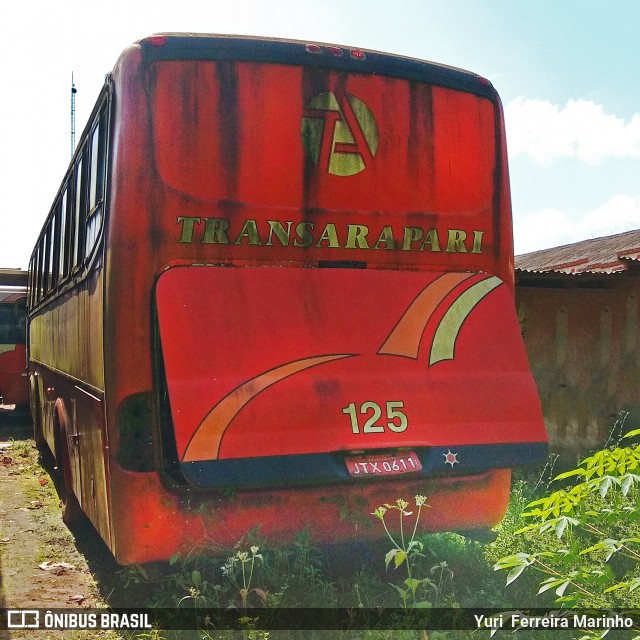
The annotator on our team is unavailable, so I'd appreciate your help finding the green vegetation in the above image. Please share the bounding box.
[494,430,640,608]
[491,424,640,640]
[371,496,436,609]
[113,417,640,640]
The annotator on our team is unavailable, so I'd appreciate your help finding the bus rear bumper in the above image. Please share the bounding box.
[109,466,511,565]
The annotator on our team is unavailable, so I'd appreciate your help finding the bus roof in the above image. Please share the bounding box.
[136,33,499,101]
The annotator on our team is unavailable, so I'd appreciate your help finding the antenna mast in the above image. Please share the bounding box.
[70,73,77,157]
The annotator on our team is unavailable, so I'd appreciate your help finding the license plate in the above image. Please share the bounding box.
[345,451,422,478]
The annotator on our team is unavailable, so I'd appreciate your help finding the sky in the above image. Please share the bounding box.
[1,0,639,269]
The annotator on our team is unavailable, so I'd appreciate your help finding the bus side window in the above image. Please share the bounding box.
[50,204,61,292]
[45,222,54,295]
[32,247,39,305]
[58,187,72,282]
[73,152,87,270]
[28,258,35,309]
[27,263,32,309]
[85,102,108,259]
[37,240,44,303]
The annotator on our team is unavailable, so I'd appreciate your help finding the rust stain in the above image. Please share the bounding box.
[408,81,435,207]
[301,67,331,215]
[216,61,240,199]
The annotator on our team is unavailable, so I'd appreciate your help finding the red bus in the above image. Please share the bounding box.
[0,269,28,408]
[28,34,547,566]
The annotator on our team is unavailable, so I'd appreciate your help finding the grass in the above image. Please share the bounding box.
[102,475,551,640]
[10,427,634,640]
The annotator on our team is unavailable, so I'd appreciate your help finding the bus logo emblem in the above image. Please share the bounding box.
[301,91,378,176]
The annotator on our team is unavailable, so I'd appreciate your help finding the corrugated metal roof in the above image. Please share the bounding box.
[515,229,640,275]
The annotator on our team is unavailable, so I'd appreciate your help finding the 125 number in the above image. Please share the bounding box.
[342,401,408,434]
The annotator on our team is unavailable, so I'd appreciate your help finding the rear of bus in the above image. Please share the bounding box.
[104,34,547,564]
[0,276,28,408]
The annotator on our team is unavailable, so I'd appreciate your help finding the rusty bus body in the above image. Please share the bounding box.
[27,34,547,565]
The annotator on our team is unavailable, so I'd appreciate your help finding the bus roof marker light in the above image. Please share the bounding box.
[305,44,323,55]
[327,46,344,57]
[147,35,167,46]
[350,49,367,61]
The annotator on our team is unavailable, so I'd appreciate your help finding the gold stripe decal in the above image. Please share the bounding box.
[378,273,474,359]
[182,354,352,462]
[428,276,502,366]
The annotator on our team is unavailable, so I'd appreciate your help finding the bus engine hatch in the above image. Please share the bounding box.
[154,265,547,489]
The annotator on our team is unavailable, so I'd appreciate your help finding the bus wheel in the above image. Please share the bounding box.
[54,417,83,525]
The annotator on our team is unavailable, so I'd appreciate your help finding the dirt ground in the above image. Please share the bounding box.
[0,406,122,640]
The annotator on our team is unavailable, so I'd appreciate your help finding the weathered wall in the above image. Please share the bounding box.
[516,274,640,457]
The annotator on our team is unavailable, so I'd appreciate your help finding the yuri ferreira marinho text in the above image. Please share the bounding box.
[475,612,635,631]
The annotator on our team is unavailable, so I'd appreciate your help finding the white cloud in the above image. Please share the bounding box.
[514,194,640,254]
[514,208,577,254]
[505,98,640,165]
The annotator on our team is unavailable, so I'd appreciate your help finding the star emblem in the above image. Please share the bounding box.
[443,450,459,467]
